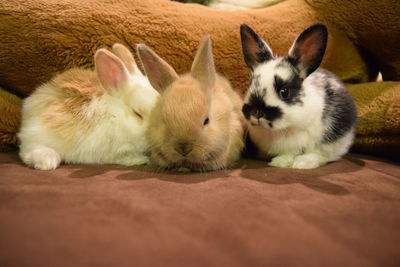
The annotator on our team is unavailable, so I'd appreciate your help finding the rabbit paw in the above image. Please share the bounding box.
[118,156,149,166]
[26,147,61,170]
[269,155,295,168]
[292,154,324,169]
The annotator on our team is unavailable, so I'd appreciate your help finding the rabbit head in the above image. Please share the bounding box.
[95,43,160,121]
[137,36,244,171]
[240,24,328,131]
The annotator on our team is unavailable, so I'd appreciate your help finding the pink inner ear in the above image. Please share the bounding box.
[97,52,126,91]
[299,34,320,64]
[245,33,259,62]
[146,57,164,89]
[138,45,178,92]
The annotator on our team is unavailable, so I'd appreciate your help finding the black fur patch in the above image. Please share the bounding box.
[242,92,283,122]
[241,133,260,159]
[273,73,304,106]
[321,72,357,143]
[278,57,299,70]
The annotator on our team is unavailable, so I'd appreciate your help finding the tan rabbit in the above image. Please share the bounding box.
[137,36,246,171]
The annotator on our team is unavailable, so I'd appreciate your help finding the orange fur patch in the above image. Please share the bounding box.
[40,69,105,147]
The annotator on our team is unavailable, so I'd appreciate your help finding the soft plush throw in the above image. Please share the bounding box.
[0,0,399,157]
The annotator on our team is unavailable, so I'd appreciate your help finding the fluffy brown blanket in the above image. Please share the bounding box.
[0,0,399,156]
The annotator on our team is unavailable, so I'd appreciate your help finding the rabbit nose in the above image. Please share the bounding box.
[175,142,192,156]
[249,111,264,126]
[250,109,264,119]
[253,113,263,120]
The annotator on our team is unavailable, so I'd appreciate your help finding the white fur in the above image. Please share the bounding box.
[18,53,159,170]
[245,60,354,169]
[246,60,325,131]
[209,0,284,10]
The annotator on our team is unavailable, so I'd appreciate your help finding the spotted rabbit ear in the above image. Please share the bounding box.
[190,35,216,93]
[240,24,273,70]
[95,48,130,92]
[111,43,141,76]
[288,24,328,77]
[136,44,179,93]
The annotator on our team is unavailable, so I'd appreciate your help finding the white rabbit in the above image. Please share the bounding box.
[240,24,357,169]
[18,43,159,170]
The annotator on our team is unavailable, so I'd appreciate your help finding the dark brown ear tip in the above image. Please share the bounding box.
[240,24,251,36]
[240,24,250,31]
[309,24,328,35]
[240,24,259,40]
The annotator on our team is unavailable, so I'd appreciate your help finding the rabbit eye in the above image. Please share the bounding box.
[279,88,290,99]
[133,110,143,119]
[203,117,210,126]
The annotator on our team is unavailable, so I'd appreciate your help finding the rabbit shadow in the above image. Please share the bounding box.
[239,154,366,195]
[115,162,247,184]
[62,154,366,195]
[63,163,132,179]
[6,150,367,192]
[63,160,241,182]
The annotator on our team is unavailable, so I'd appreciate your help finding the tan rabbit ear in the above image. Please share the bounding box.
[111,43,140,75]
[190,35,216,93]
[136,44,179,93]
[95,48,129,92]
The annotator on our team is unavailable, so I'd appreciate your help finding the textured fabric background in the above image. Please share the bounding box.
[0,0,398,155]
[307,0,400,81]
[348,82,400,159]
[0,88,21,151]
[0,0,369,97]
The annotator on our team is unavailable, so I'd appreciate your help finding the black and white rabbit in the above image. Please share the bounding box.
[240,24,357,169]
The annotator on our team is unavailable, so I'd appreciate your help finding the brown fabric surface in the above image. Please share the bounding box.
[1,151,399,267]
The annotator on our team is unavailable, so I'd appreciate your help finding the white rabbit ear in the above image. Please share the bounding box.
[240,24,273,70]
[95,48,129,92]
[136,44,179,93]
[288,24,328,77]
[190,35,216,93]
[111,43,141,76]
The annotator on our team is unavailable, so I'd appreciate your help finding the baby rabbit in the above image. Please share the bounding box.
[240,24,357,169]
[137,36,246,171]
[18,44,159,170]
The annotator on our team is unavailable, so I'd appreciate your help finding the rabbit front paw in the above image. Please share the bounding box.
[26,147,61,170]
[118,155,149,166]
[292,154,325,169]
[269,155,295,168]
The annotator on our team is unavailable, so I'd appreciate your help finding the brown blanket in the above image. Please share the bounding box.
[1,151,399,266]
[1,0,399,157]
